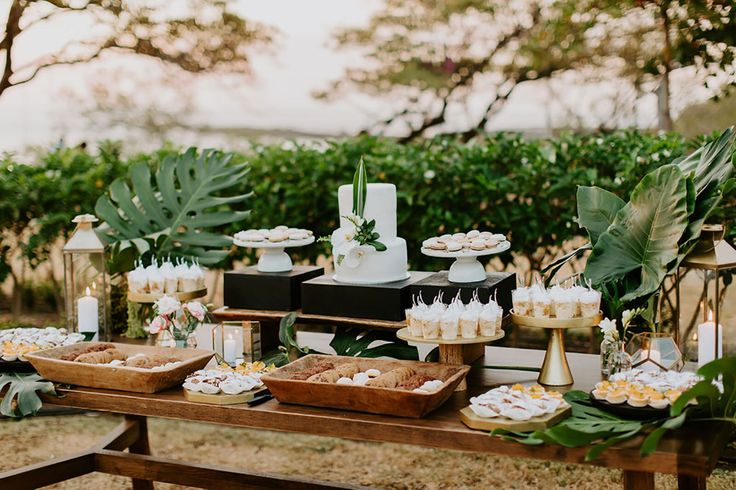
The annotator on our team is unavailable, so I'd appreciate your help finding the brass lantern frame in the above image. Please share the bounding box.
[674,224,736,360]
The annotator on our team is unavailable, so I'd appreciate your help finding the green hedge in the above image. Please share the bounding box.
[3,131,725,286]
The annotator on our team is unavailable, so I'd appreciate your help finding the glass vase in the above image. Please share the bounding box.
[601,339,630,377]
[156,329,176,348]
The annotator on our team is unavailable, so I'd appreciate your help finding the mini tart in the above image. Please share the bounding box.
[665,389,682,403]
[591,389,608,400]
[594,381,611,391]
[649,397,669,410]
[605,389,627,404]
[627,394,649,408]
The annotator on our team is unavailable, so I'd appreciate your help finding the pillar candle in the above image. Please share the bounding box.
[698,320,723,368]
[224,334,237,364]
[77,286,99,341]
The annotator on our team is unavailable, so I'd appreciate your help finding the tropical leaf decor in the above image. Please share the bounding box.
[95,148,251,272]
[544,127,735,323]
[0,373,56,418]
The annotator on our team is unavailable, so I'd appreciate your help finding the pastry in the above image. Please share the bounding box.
[366,367,415,388]
[470,239,486,251]
[398,374,435,391]
[74,348,126,364]
[445,241,462,252]
[308,363,360,383]
[290,361,334,380]
[605,389,627,404]
[467,230,480,239]
[365,368,381,378]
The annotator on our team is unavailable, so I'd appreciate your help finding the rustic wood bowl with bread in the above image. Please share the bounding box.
[25,342,214,394]
[261,354,470,418]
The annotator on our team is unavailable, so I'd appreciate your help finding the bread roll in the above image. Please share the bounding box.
[365,367,415,388]
[307,363,360,383]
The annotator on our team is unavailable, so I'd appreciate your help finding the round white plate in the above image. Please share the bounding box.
[232,236,315,248]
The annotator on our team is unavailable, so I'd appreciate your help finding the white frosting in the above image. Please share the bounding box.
[338,183,397,239]
[332,237,408,284]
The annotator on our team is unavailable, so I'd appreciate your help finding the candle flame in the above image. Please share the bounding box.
[92,282,97,291]
[85,286,91,296]
[708,310,714,322]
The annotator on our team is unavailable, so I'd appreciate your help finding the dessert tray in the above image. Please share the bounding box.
[397,327,504,345]
[460,384,571,432]
[233,227,315,273]
[183,361,276,405]
[1,327,86,371]
[421,240,510,283]
[261,354,470,418]
[25,342,214,394]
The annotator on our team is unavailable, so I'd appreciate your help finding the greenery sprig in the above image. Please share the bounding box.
[344,214,386,251]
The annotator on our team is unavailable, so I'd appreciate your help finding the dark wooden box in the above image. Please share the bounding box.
[409,271,516,313]
[301,272,434,321]
[224,266,324,311]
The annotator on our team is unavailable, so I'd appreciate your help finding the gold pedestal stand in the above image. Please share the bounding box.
[510,311,602,387]
[396,328,505,391]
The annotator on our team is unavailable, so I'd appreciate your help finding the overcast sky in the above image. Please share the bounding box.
[0,0,707,154]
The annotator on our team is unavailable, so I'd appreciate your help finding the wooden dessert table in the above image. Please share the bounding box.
[1,347,731,490]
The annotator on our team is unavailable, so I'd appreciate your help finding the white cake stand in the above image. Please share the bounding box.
[421,240,511,283]
[233,236,315,273]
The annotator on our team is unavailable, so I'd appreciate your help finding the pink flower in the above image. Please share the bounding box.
[184,301,207,321]
[147,315,167,334]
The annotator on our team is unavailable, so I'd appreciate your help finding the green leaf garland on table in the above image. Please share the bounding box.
[0,373,56,418]
[492,356,736,461]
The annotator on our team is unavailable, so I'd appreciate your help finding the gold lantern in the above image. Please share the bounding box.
[674,224,736,365]
[62,214,110,341]
[216,321,262,365]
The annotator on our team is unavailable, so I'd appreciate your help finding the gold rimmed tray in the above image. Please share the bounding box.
[396,327,504,345]
[127,288,207,303]
[509,310,602,328]
[459,404,572,432]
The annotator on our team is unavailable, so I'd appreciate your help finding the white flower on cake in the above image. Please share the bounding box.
[342,244,370,268]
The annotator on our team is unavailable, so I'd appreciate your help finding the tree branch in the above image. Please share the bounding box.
[0,0,28,97]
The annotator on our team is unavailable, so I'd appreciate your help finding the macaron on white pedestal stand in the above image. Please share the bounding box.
[396,328,505,391]
[421,240,511,283]
[233,236,315,273]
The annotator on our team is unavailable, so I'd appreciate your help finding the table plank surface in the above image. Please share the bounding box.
[43,347,732,478]
[213,307,406,330]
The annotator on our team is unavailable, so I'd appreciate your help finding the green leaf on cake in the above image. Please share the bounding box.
[585,165,690,302]
[352,156,368,217]
[95,148,251,272]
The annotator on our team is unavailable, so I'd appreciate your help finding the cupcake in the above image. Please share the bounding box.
[440,310,459,340]
[512,288,532,316]
[479,306,497,337]
[459,309,479,339]
[579,288,601,318]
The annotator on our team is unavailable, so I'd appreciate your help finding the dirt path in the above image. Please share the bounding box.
[1,414,735,489]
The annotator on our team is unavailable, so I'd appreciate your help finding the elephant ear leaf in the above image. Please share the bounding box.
[0,373,56,418]
[585,165,689,302]
[576,186,625,245]
[95,148,252,268]
[674,127,735,197]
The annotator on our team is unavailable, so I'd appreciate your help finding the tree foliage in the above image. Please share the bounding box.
[0,0,272,98]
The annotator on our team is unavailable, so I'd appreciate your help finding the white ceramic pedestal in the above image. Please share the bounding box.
[421,240,511,284]
[233,236,315,273]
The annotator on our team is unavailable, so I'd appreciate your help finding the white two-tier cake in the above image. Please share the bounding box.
[331,183,409,284]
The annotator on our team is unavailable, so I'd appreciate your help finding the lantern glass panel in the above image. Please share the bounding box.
[219,321,262,365]
[627,332,683,372]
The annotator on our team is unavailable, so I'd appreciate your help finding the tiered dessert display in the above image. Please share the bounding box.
[127,258,207,302]
[421,230,511,283]
[397,293,505,390]
[261,354,470,417]
[460,384,571,431]
[25,342,213,393]
[233,226,315,273]
[510,283,602,386]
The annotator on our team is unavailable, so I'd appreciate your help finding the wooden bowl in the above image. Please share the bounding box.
[262,354,470,418]
[25,342,214,393]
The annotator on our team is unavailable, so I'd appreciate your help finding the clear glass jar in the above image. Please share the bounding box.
[601,339,631,376]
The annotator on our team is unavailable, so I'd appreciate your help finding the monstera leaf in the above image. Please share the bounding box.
[576,186,626,244]
[96,148,251,270]
[0,373,56,418]
[585,165,689,302]
[675,127,734,197]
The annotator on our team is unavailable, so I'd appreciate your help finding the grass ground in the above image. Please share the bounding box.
[1,413,735,489]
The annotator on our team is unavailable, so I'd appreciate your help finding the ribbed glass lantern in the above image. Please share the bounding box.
[62,214,110,341]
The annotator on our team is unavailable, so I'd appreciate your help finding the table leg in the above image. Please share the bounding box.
[678,474,707,490]
[538,328,573,386]
[623,470,654,490]
[125,415,154,490]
